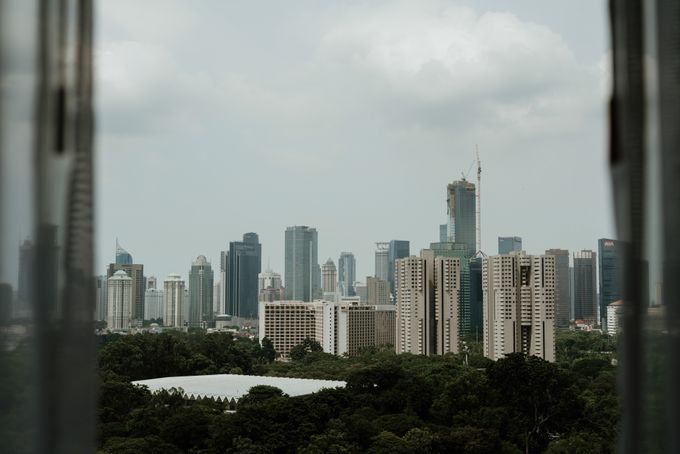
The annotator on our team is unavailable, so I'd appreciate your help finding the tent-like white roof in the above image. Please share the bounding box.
[132,374,345,401]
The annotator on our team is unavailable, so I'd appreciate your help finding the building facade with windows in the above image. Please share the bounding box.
[598,238,623,329]
[395,250,461,356]
[107,270,133,330]
[546,248,571,327]
[188,255,214,327]
[225,233,262,318]
[164,274,186,328]
[498,236,522,254]
[285,226,320,302]
[338,251,356,297]
[573,250,597,324]
[482,252,556,362]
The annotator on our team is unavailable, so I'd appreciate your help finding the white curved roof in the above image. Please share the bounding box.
[110,270,131,280]
[132,374,345,401]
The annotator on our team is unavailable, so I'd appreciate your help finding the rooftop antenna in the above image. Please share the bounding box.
[476,145,482,254]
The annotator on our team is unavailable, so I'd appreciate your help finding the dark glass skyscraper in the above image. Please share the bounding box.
[225,232,262,318]
[388,240,410,297]
[469,256,483,340]
[573,250,597,323]
[188,255,214,326]
[447,180,476,254]
[598,238,623,329]
[115,239,133,265]
[17,238,35,310]
[498,236,522,254]
[430,241,473,337]
[338,251,356,297]
[285,226,320,302]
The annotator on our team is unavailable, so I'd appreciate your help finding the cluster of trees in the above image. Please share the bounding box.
[97,330,619,453]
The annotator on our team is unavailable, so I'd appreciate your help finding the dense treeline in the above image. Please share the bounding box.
[97,331,619,453]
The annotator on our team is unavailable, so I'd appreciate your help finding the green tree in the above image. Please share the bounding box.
[290,338,323,361]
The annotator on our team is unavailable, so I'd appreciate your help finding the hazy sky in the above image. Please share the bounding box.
[94,0,613,283]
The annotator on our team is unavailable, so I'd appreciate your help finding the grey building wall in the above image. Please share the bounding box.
[498,236,522,254]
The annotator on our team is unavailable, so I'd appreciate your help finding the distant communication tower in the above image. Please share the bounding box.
[476,145,482,254]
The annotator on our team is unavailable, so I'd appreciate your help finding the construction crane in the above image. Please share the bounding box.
[476,145,482,254]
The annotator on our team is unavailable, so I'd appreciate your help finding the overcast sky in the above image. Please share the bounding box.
[93,0,613,283]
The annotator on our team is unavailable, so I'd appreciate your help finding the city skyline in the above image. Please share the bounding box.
[84,1,611,288]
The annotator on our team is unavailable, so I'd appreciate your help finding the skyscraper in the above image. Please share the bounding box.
[430,241,472,336]
[395,250,461,355]
[146,276,157,290]
[447,179,476,253]
[498,237,522,254]
[144,287,164,320]
[107,262,145,323]
[225,233,262,318]
[439,224,449,243]
[95,275,107,322]
[598,238,623,329]
[188,255,214,327]
[338,252,356,297]
[258,268,282,292]
[546,249,571,327]
[573,250,597,323]
[321,258,337,294]
[388,240,410,297]
[482,252,556,362]
[375,242,389,281]
[163,274,185,328]
[107,270,133,330]
[367,276,390,305]
[115,239,133,265]
[285,226,320,302]
[469,256,483,341]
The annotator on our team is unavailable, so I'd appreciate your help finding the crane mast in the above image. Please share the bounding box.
[476,146,481,254]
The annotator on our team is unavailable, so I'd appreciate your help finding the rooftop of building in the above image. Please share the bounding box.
[132,374,345,401]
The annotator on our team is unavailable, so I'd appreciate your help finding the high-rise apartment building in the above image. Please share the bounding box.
[375,243,390,281]
[367,276,390,305]
[338,252,356,297]
[498,237,522,254]
[388,240,410,297]
[321,259,337,293]
[188,255,214,327]
[285,226,320,302]
[107,270,133,330]
[482,253,556,362]
[259,300,396,359]
[395,250,461,356]
[225,233,262,318]
[258,301,318,359]
[144,287,164,320]
[598,239,623,329]
[107,262,145,323]
[447,180,476,253]
[163,274,186,328]
[95,275,107,322]
[546,249,571,327]
[573,250,597,323]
